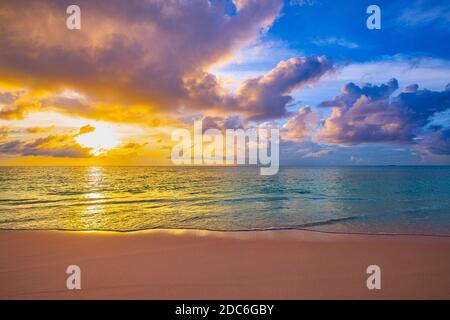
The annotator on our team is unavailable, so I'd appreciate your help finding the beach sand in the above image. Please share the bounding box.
[0,229,449,300]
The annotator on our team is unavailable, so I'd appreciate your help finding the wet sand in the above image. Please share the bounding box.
[0,229,449,299]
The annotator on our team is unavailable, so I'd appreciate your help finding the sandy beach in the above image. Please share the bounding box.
[0,229,449,300]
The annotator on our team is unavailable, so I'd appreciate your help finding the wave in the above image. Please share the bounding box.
[0,199,76,205]
[0,216,47,224]
[1,223,449,238]
[0,195,293,209]
[0,215,356,232]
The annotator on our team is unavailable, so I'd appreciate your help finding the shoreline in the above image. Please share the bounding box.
[1,227,449,238]
[1,229,449,299]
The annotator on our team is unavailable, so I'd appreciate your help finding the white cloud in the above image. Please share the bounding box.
[398,1,450,28]
[313,37,359,49]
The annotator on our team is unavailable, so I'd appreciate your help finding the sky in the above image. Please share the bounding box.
[0,0,449,166]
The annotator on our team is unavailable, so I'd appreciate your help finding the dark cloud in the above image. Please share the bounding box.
[418,127,450,155]
[0,136,91,158]
[0,90,36,119]
[0,127,93,158]
[185,56,334,120]
[318,78,399,109]
[223,115,245,129]
[0,92,16,104]
[317,80,450,154]
[184,115,246,132]
[238,56,334,120]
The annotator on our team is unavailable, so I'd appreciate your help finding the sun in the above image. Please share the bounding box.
[75,123,120,156]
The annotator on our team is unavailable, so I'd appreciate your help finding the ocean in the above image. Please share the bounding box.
[0,166,449,235]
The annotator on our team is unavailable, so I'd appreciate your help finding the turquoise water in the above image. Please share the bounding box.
[0,166,449,235]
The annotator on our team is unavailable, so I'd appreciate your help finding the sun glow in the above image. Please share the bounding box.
[75,123,120,156]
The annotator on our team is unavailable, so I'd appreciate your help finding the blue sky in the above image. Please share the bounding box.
[217,0,450,92]
[214,0,450,104]
[272,0,450,62]
[213,0,450,165]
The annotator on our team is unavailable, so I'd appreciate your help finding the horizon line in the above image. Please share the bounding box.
[0,164,449,167]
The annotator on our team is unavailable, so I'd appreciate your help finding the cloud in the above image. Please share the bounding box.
[313,37,359,49]
[0,92,17,104]
[279,140,337,165]
[122,142,147,149]
[185,55,334,120]
[26,126,55,134]
[0,126,10,141]
[78,124,95,135]
[302,148,334,158]
[336,57,450,90]
[0,126,93,158]
[0,0,285,121]
[289,0,317,6]
[318,78,400,110]
[0,135,92,158]
[0,1,336,124]
[237,56,334,120]
[0,90,39,119]
[282,107,319,141]
[418,127,450,155]
[397,1,450,29]
[201,115,246,131]
[316,79,450,154]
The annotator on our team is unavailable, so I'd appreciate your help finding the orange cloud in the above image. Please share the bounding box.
[0,124,98,158]
[0,0,283,122]
[0,126,10,141]
[26,126,55,134]
[282,107,319,141]
[78,124,95,135]
[0,134,92,158]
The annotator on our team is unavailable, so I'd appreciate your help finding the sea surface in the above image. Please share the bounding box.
[0,166,449,235]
